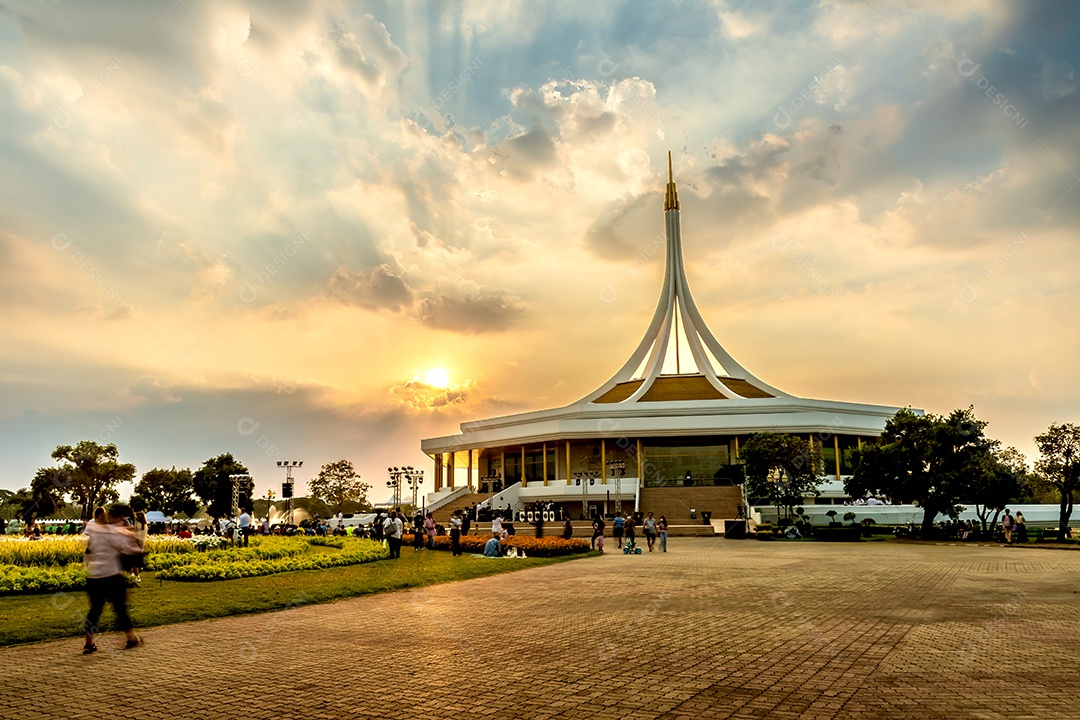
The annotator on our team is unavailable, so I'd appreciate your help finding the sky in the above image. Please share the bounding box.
[1,0,1078,505]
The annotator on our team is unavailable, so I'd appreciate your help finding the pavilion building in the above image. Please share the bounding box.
[420,155,916,523]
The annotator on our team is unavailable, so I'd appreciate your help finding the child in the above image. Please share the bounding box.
[595,534,605,554]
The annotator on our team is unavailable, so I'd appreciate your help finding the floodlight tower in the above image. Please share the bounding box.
[277,460,303,525]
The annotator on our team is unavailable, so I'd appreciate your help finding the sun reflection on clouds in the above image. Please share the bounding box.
[390,369,474,410]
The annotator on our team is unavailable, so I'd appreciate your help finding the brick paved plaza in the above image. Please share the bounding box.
[1,539,1078,720]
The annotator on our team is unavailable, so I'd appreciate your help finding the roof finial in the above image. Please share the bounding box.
[664,151,679,211]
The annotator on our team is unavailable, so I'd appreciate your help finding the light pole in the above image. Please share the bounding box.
[228,474,250,518]
[573,471,598,520]
[405,467,425,508]
[386,466,412,509]
[607,459,626,516]
[277,460,303,525]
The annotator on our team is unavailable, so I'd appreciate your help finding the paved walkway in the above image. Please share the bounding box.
[2,539,1078,719]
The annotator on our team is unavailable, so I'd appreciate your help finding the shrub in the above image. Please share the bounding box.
[0,537,87,567]
[0,563,87,595]
[400,534,589,557]
[158,540,388,581]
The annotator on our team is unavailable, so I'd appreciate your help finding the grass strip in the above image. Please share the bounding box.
[0,549,589,646]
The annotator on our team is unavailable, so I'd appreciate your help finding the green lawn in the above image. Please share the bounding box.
[0,549,588,646]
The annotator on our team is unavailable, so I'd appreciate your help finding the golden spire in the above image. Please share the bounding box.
[664,150,679,211]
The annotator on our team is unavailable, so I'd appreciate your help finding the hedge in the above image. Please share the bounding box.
[401,534,590,557]
[157,541,388,581]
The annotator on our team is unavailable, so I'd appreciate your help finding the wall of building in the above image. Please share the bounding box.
[638,486,744,521]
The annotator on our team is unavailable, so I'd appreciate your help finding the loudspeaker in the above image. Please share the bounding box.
[282,482,294,499]
[724,520,746,539]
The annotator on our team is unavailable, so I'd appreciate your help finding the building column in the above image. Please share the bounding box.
[636,439,643,484]
[566,441,572,485]
[447,451,455,490]
[467,449,474,491]
[542,443,548,486]
[434,453,442,491]
[834,435,841,480]
[601,439,607,484]
[520,446,527,488]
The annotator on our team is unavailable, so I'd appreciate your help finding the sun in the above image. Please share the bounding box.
[423,368,451,389]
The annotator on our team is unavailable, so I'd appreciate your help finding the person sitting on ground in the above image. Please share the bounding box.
[483,533,501,557]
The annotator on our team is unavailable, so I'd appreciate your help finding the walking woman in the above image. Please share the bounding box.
[658,515,668,553]
[130,510,148,584]
[83,505,141,654]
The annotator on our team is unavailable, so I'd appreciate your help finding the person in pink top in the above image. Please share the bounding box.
[83,505,142,654]
[423,512,436,549]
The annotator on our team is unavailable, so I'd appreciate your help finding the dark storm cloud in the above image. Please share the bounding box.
[416,286,525,333]
[328,263,414,311]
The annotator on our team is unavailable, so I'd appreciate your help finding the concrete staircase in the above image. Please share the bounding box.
[430,493,492,522]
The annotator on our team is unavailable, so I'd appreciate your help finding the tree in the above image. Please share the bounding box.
[131,467,199,517]
[741,433,824,522]
[50,441,134,519]
[307,460,370,516]
[1034,423,1080,541]
[192,454,252,520]
[963,446,1028,535]
[847,407,996,535]
[10,468,70,521]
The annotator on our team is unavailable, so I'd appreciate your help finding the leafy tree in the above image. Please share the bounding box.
[307,460,371,516]
[131,467,199,517]
[1034,423,1080,541]
[192,454,252,520]
[50,441,134,519]
[741,433,824,521]
[847,407,996,535]
[963,446,1028,535]
[8,469,70,522]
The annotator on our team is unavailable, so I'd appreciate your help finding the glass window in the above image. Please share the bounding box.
[524,449,544,484]
[641,439,731,487]
[504,454,521,485]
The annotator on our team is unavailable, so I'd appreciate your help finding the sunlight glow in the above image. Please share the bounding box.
[423,368,451,388]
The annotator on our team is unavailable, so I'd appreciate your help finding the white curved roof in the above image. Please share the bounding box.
[421,155,914,456]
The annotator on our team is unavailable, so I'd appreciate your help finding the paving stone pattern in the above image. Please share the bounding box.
[2,540,1078,719]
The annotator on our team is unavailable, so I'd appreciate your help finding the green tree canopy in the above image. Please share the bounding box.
[192,454,252,520]
[10,469,69,522]
[960,446,1028,533]
[307,460,371,516]
[131,467,199,517]
[50,441,135,520]
[847,407,997,533]
[741,433,824,521]
[1034,422,1080,541]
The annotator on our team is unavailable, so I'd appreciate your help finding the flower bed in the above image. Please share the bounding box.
[0,535,371,594]
[0,537,88,567]
[0,563,87,595]
[400,534,590,557]
[157,540,388,581]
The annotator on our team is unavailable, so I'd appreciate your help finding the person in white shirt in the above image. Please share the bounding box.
[238,507,252,547]
[383,511,403,558]
[449,509,464,556]
[83,505,142,654]
[491,512,503,537]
